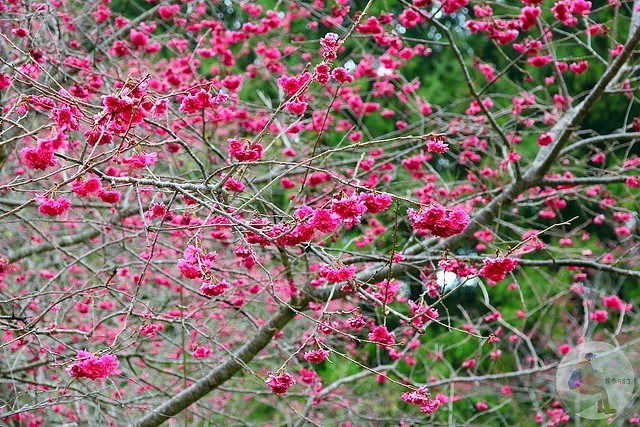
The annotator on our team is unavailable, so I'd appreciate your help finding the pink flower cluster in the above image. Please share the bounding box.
[228,138,264,162]
[21,131,67,171]
[177,245,218,279]
[179,89,228,114]
[590,310,608,323]
[368,325,395,346]
[147,203,167,219]
[408,204,470,237]
[320,32,340,62]
[519,6,541,31]
[192,346,211,359]
[247,207,331,247]
[73,177,119,205]
[67,350,119,380]
[538,132,554,147]
[248,193,391,248]
[552,0,591,27]
[408,300,439,328]
[320,264,356,283]
[603,295,630,311]
[36,195,71,217]
[98,92,147,136]
[21,143,57,170]
[330,195,367,227]
[332,67,353,83]
[443,0,469,15]
[200,279,231,297]
[426,135,449,154]
[120,152,157,169]
[315,63,331,84]
[265,372,296,394]
[479,257,519,282]
[402,386,441,414]
[72,177,102,197]
[303,349,330,363]
[277,72,312,97]
[331,192,392,228]
[285,99,307,115]
[98,189,121,204]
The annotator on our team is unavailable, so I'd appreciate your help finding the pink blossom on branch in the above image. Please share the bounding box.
[358,192,392,214]
[319,264,356,283]
[479,257,519,283]
[265,372,296,394]
[408,204,470,237]
[2,0,639,423]
[21,143,56,170]
[72,177,102,197]
[228,138,264,162]
[331,194,368,228]
[36,195,71,216]
[426,134,449,154]
[303,349,330,363]
[402,386,441,414]
[200,280,231,297]
[177,245,218,279]
[67,350,119,380]
[368,325,395,346]
[320,32,341,62]
[537,132,554,146]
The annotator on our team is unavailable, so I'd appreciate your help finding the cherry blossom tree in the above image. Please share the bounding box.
[0,0,639,425]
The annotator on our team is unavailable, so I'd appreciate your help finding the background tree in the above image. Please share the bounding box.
[0,0,639,425]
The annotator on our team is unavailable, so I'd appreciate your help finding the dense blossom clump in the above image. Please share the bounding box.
[443,0,469,15]
[538,132,554,146]
[320,32,340,62]
[265,372,296,394]
[479,257,519,282]
[228,138,264,162]
[331,67,353,83]
[359,192,392,214]
[320,264,356,283]
[121,152,157,169]
[36,195,71,216]
[179,89,228,114]
[98,189,121,204]
[67,350,119,380]
[331,194,368,228]
[72,177,102,197]
[368,325,395,346]
[603,295,630,311]
[303,349,330,363]
[177,245,218,279]
[590,310,608,323]
[98,94,146,134]
[426,135,449,154]
[408,205,470,237]
[402,386,441,414]
[147,203,167,219]
[311,208,342,233]
[277,72,312,96]
[200,280,231,297]
[21,143,57,170]
[285,99,307,115]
